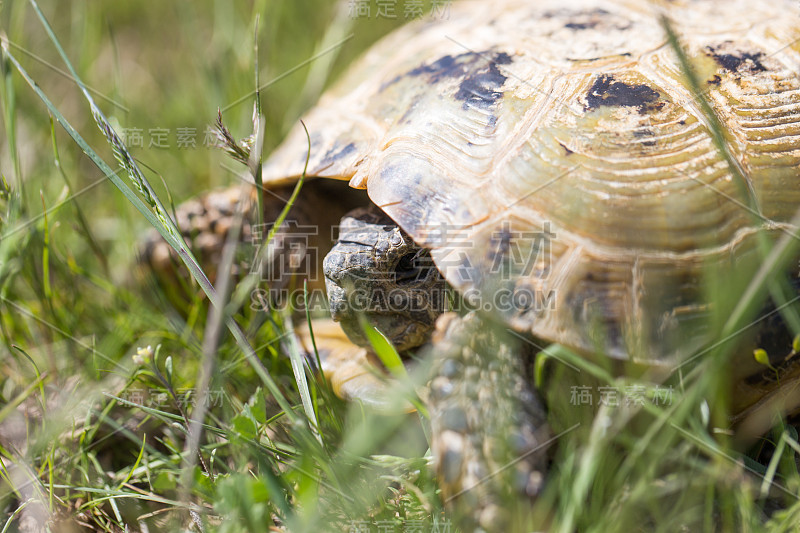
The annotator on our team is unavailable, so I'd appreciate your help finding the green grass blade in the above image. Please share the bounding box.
[358,316,407,380]
[15,4,299,421]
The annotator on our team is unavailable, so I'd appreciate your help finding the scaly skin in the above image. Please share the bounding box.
[426,312,549,531]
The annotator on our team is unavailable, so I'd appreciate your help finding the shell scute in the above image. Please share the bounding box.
[262,0,800,363]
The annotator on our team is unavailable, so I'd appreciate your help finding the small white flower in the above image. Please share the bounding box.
[133,345,153,365]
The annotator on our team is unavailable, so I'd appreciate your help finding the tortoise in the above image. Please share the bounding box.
[141,0,800,527]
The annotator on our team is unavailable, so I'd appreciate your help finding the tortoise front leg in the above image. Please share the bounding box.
[427,312,550,531]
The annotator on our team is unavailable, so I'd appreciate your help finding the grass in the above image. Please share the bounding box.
[2,1,800,532]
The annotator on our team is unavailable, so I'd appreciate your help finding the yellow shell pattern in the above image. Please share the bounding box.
[263,0,800,364]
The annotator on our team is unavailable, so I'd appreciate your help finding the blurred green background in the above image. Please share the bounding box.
[1,0,412,275]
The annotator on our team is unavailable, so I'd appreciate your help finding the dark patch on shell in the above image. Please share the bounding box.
[488,225,514,260]
[454,52,511,109]
[382,50,512,111]
[569,52,632,62]
[558,141,574,155]
[544,8,632,31]
[585,75,663,114]
[705,45,767,73]
[565,21,596,30]
[319,142,356,168]
[405,54,460,84]
[563,8,610,30]
[633,128,656,147]
[381,53,466,90]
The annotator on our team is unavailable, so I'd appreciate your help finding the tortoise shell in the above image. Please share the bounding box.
[262,0,800,364]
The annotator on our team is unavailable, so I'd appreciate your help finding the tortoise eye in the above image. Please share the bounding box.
[394,251,430,284]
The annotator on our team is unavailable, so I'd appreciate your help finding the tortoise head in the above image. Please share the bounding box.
[322,206,447,353]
